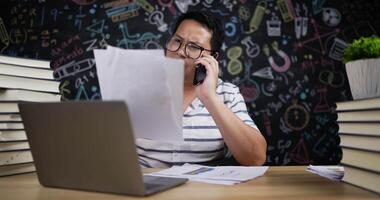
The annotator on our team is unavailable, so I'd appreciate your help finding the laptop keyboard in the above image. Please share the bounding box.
[143,175,168,192]
[142,175,188,194]
[144,182,164,190]
[143,175,165,185]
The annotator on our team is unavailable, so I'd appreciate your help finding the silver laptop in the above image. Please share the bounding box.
[18,101,188,196]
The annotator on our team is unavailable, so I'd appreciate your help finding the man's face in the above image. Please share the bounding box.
[166,19,213,83]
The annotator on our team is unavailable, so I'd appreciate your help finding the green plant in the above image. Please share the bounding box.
[343,36,380,64]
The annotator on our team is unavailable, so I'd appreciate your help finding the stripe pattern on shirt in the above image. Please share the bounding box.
[136,79,258,168]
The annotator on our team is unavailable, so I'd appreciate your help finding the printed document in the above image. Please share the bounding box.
[93,46,184,142]
[148,163,269,185]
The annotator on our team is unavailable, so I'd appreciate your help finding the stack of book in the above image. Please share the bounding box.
[337,97,380,194]
[0,54,60,177]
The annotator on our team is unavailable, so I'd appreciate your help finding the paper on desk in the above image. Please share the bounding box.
[148,164,269,185]
[307,165,344,181]
[94,46,184,142]
[187,178,240,185]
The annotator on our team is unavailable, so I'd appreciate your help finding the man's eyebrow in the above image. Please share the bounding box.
[188,41,202,47]
[173,34,183,39]
[173,34,203,46]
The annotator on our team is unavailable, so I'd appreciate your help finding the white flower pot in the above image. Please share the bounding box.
[345,58,380,100]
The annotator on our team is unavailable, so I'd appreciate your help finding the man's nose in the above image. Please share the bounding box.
[176,44,187,58]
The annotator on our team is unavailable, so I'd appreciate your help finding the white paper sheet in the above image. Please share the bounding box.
[306,165,344,181]
[148,164,269,185]
[94,46,184,142]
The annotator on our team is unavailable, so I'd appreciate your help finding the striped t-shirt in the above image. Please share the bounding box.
[136,79,258,168]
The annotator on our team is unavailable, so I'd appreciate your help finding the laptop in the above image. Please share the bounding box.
[18,101,188,196]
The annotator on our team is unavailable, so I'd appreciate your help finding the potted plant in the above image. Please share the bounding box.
[343,36,380,100]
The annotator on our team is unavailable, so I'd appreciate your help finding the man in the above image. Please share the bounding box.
[136,11,267,167]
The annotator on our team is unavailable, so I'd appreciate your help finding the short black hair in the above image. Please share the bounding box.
[172,11,224,55]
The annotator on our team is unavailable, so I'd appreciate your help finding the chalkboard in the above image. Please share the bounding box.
[1,0,379,165]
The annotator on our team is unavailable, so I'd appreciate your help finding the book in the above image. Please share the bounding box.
[0,122,23,130]
[0,63,54,80]
[336,97,380,111]
[341,147,380,173]
[0,102,18,113]
[0,89,60,102]
[0,141,29,152]
[340,133,380,152]
[0,114,21,122]
[0,150,32,165]
[0,54,50,69]
[337,109,380,122]
[0,74,59,93]
[342,164,380,194]
[338,122,380,136]
[0,162,35,177]
[0,130,27,141]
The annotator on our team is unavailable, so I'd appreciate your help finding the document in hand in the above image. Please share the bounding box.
[148,164,269,185]
[93,46,184,142]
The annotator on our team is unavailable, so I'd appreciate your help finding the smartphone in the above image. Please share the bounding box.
[192,53,218,86]
[193,64,207,86]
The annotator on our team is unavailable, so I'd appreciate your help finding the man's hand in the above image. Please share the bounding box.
[194,54,219,103]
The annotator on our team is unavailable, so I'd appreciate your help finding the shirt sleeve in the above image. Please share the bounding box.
[223,83,259,130]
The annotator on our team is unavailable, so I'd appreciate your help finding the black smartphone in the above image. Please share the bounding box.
[193,64,207,86]
[192,52,218,86]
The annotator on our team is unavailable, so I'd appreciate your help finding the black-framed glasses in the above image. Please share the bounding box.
[164,36,213,59]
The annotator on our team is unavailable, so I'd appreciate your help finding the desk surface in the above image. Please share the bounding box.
[0,166,378,200]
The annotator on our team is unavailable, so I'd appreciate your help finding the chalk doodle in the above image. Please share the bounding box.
[322,8,341,27]
[238,5,250,21]
[245,1,266,34]
[148,11,168,32]
[117,22,161,49]
[313,87,331,113]
[294,16,340,55]
[311,0,325,14]
[290,137,309,164]
[175,0,200,14]
[253,67,274,80]
[277,0,295,23]
[294,3,308,39]
[263,41,291,73]
[158,0,177,16]
[237,60,260,102]
[328,37,348,61]
[224,16,238,38]
[284,100,310,131]
[241,36,260,58]
[226,46,243,75]
[266,14,281,37]
[0,18,10,53]
[105,1,139,23]
[53,58,95,80]
[136,0,155,13]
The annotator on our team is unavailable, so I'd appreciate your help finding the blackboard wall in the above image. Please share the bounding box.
[1,0,379,165]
